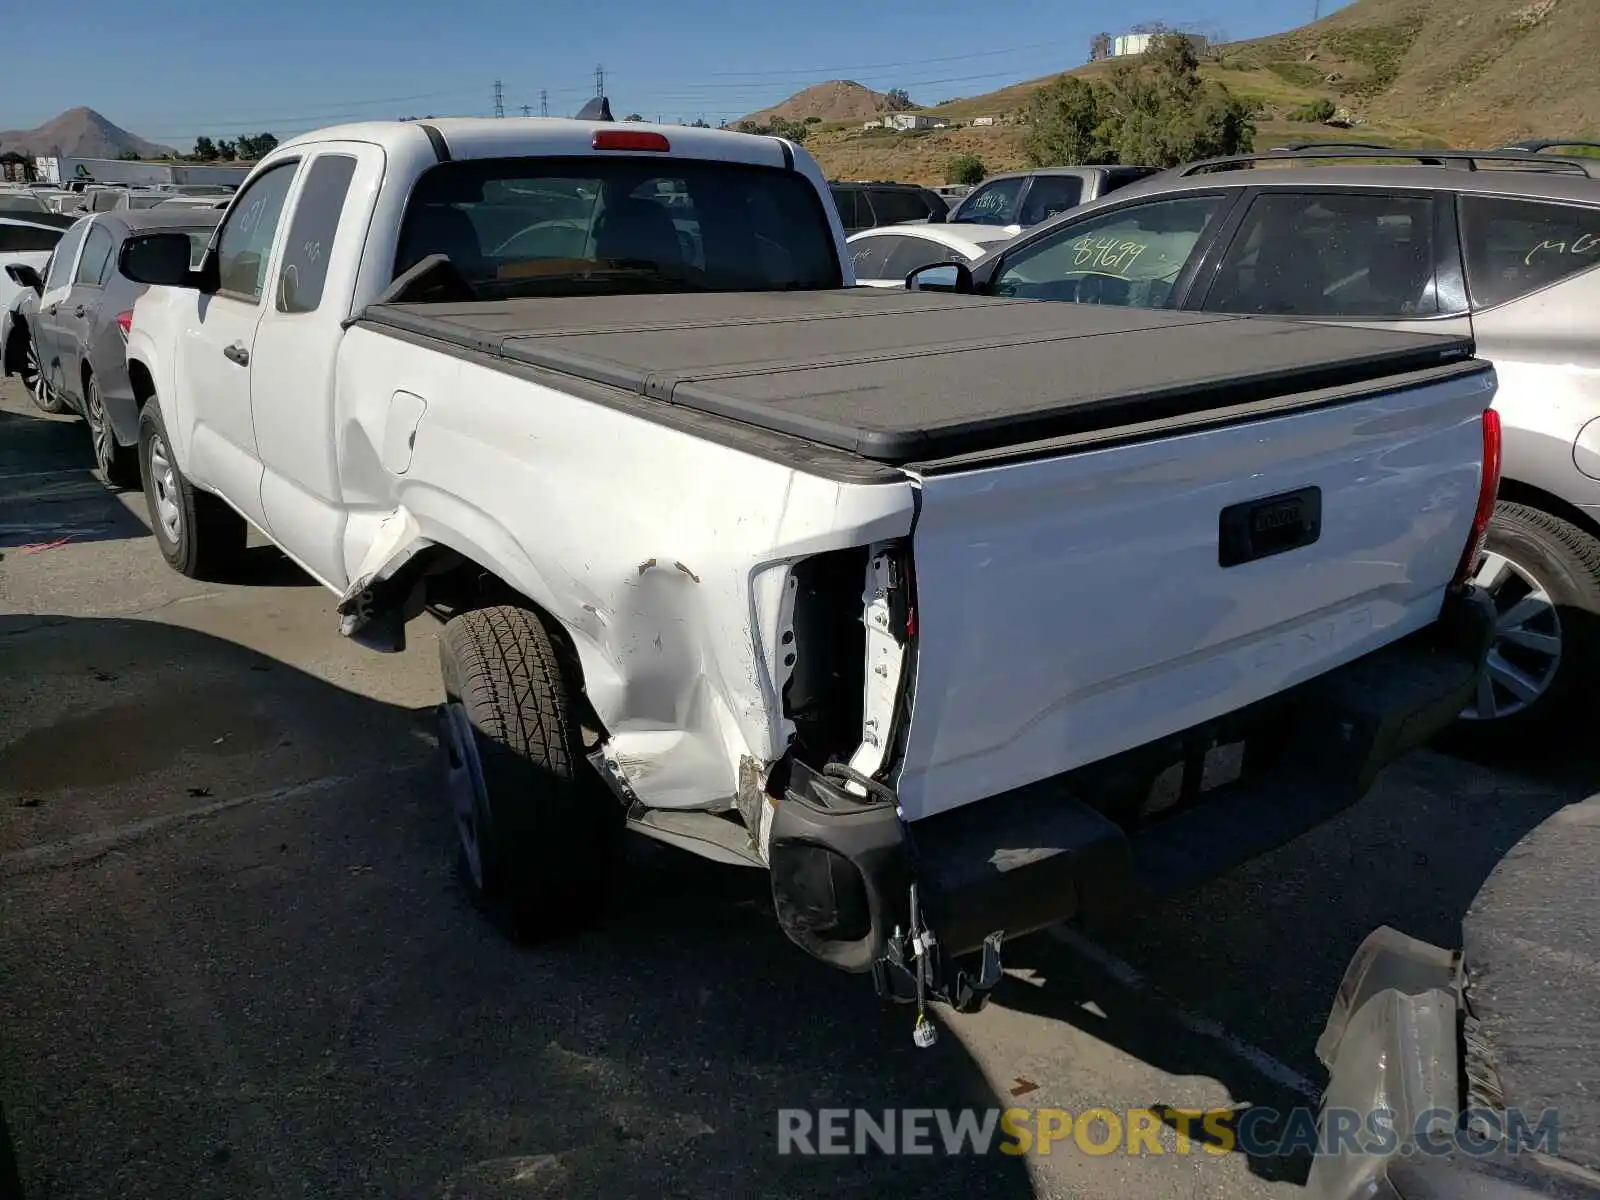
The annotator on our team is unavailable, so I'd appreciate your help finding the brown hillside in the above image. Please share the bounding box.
[0,107,176,159]
[740,81,902,125]
[1228,0,1598,145]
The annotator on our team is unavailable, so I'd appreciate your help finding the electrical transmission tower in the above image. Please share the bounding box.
[493,79,505,118]
[520,104,532,116]
[1312,0,1321,18]
[539,89,549,117]
[594,64,605,97]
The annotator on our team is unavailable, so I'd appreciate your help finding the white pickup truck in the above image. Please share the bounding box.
[118,112,1500,1018]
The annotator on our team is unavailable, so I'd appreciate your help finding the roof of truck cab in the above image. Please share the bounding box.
[358,289,1482,464]
[275,117,794,170]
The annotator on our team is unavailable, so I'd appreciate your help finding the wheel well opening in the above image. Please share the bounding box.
[1497,477,1600,543]
[398,546,606,741]
[2,315,27,374]
[128,360,156,411]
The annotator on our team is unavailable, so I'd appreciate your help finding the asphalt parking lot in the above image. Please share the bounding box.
[2,375,1595,1199]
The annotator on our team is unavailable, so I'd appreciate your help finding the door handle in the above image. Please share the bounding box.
[222,343,250,367]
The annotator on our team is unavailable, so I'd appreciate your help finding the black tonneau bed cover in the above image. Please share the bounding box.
[359,290,1481,463]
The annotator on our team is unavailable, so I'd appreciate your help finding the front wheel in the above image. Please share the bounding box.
[137,401,247,580]
[21,333,69,415]
[1454,501,1600,744]
[438,605,619,940]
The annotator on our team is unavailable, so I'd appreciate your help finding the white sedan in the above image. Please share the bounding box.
[846,224,1017,288]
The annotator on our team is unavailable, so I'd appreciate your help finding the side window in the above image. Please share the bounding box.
[1205,192,1438,318]
[868,188,933,226]
[74,224,114,285]
[849,236,894,280]
[993,195,1227,307]
[1018,176,1084,226]
[275,154,358,314]
[951,177,1024,226]
[214,161,299,303]
[1460,195,1600,310]
[881,235,967,280]
[43,222,88,290]
[832,188,867,231]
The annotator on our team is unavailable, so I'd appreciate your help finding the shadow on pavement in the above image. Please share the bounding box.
[0,408,149,551]
[991,742,1596,1186]
[0,614,1034,1200]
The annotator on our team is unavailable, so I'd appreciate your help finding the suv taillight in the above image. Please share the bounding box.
[115,311,133,338]
[1452,406,1502,589]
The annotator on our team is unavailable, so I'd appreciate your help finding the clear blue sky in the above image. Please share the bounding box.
[5,0,1354,150]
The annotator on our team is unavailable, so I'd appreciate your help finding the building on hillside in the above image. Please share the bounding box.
[971,116,997,127]
[863,119,884,129]
[886,113,943,131]
[30,156,255,188]
[1112,31,1208,57]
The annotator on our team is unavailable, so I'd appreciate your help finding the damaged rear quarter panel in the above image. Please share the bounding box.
[337,331,915,810]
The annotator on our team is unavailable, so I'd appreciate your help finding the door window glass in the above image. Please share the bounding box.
[1017,176,1084,226]
[1205,192,1438,318]
[950,177,1025,226]
[215,161,299,302]
[44,221,88,290]
[848,236,895,279]
[993,195,1227,307]
[75,224,114,285]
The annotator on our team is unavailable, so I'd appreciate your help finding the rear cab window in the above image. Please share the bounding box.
[1017,176,1084,226]
[395,156,841,298]
[1460,195,1600,309]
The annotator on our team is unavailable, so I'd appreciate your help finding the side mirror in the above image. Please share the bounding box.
[906,261,973,293]
[4,264,42,295]
[119,232,204,289]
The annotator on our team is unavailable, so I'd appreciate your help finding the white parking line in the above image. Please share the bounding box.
[1049,925,1322,1099]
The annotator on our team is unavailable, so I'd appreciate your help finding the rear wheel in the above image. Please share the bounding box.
[437,605,619,940]
[1454,501,1600,744]
[137,401,247,580]
[85,371,139,489]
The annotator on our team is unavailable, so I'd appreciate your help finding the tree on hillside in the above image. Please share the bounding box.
[1024,76,1112,166]
[1025,33,1253,169]
[885,88,913,112]
[118,150,142,161]
[1088,32,1113,63]
[625,113,645,122]
[735,116,811,143]
[1097,33,1254,166]
[216,139,238,161]
[192,136,218,162]
[946,154,987,185]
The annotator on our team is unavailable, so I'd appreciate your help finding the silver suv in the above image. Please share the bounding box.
[913,144,1600,743]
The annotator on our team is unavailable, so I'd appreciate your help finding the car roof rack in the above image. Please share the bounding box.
[1175,144,1597,177]
[1499,138,1600,155]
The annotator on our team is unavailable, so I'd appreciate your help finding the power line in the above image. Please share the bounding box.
[493,79,505,118]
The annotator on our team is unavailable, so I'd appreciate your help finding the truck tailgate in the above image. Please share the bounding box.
[895,362,1496,821]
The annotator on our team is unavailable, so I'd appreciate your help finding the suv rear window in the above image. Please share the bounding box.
[396,156,840,298]
[867,187,936,226]
[1460,195,1600,309]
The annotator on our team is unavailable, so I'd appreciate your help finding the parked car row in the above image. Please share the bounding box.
[3,208,220,481]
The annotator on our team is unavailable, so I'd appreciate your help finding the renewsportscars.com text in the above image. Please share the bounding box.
[776,1106,1560,1158]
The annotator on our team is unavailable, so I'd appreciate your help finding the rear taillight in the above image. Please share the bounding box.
[1452,406,1502,588]
[115,310,133,338]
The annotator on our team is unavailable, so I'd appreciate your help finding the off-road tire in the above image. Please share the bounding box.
[438,605,619,940]
[1452,501,1600,749]
[137,401,247,580]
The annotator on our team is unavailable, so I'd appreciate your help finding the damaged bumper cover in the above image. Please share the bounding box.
[767,586,1495,1003]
